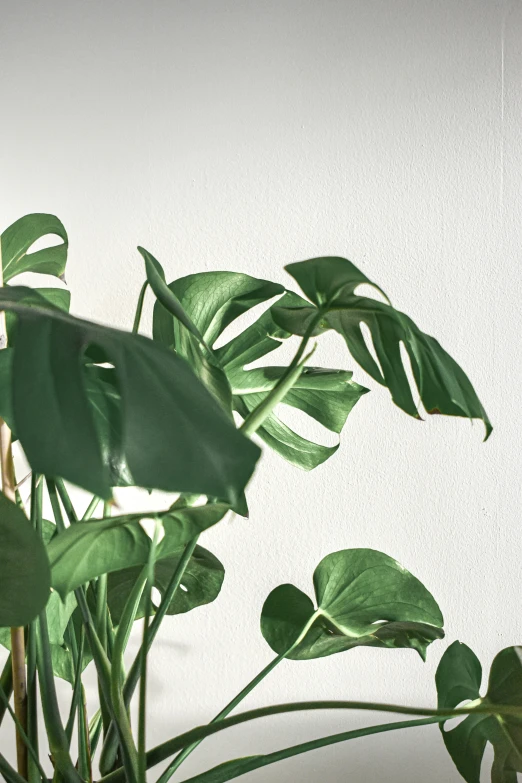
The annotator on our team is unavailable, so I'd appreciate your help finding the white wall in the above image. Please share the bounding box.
[1,1,521,781]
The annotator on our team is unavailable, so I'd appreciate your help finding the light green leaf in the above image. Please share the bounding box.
[1,213,68,282]
[0,493,51,627]
[48,503,229,598]
[274,257,491,438]
[436,642,522,783]
[107,545,225,622]
[0,286,259,502]
[261,549,444,661]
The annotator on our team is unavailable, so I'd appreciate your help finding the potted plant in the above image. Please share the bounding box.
[0,213,516,783]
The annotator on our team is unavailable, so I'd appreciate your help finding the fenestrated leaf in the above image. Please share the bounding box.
[107,544,225,622]
[273,257,491,439]
[48,502,229,598]
[261,549,444,661]
[1,213,68,282]
[0,493,51,627]
[436,642,522,783]
[231,366,367,470]
[151,269,367,469]
[0,286,260,502]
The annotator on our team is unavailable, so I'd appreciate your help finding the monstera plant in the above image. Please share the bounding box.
[0,213,516,783]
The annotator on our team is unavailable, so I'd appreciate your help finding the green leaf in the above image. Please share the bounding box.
[0,493,51,627]
[232,366,367,470]
[261,549,444,661]
[152,271,367,469]
[0,286,259,502]
[436,642,522,783]
[273,257,491,439]
[48,502,229,598]
[107,544,225,623]
[1,213,68,282]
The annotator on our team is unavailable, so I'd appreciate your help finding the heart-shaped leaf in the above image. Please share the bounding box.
[0,286,260,502]
[107,544,224,622]
[1,213,68,282]
[48,502,229,598]
[261,549,444,661]
[436,642,522,783]
[0,493,51,627]
[273,257,491,438]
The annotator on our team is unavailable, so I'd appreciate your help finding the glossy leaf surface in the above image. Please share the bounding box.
[261,549,444,661]
[1,213,68,282]
[436,642,522,783]
[0,286,259,501]
[107,545,225,622]
[0,494,51,627]
[273,257,491,438]
[48,502,229,597]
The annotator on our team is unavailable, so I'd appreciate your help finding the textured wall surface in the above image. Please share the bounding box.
[1,2,521,781]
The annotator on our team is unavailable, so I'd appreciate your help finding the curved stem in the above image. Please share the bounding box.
[159,655,285,783]
[132,281,149,334]
[239,312,322,436]
[178,716,440,783]
[99,698,522,783]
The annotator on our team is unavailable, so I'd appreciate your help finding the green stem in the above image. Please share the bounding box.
[0,753,29,783]
[27,474,42,783]
[99,536,200,775]
[99,698,522,783]
[65,627,85,746]
[132,281,149,334]
[82,494,101,521]
[159,655,285,783]
[54,478,78,523]
[35,611,82,783]
[179,716,440,783]
[138,520,162,783]
[46,478,67,534]
[0,683,47,783]
[239,313,322,437]
[0,654,13,726]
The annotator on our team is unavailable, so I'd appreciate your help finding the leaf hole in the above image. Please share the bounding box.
[213,294,285,350]
[25,234,64,255]
[151,587,162,606]
[180,584,188,593]
[354,283,389,304]
[359,322,385,382]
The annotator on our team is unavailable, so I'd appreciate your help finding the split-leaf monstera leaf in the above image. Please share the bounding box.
[148,259,368,470]
[0,286,259,503]
[261,549,444,661]
[272,256,491,438]
[436,642,522,783]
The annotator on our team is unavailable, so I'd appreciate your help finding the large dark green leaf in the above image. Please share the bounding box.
[48,502,229,598]
[436,642,522,783]
[0,493,51,627]
[0,286,259,502]
[273,257,491,438]
[1,214,68,282]
[151,269,367,469]
[107,544,224,622]
[261,549,444,661]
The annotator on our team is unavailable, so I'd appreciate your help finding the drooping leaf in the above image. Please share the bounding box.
[48,502,229,598]
[107,544,225,623]
[436,642,522,783]
[1,213,68,282]
[261,549,444,661]
[0,286,259,502]
[273,257,491,439]
[0,493,51,627]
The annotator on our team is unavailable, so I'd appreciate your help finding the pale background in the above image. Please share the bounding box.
[1,1,521,781]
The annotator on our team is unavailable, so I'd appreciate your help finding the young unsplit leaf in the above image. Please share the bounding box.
[48,502,229,598]
[272,257,492,438]
[1,213,68,282]
[0,493,51,627]
[152,270,367,469]
[436,642,522,783]
[0,286,260,502]
[107,545,225,622]
[261,549,444,661]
